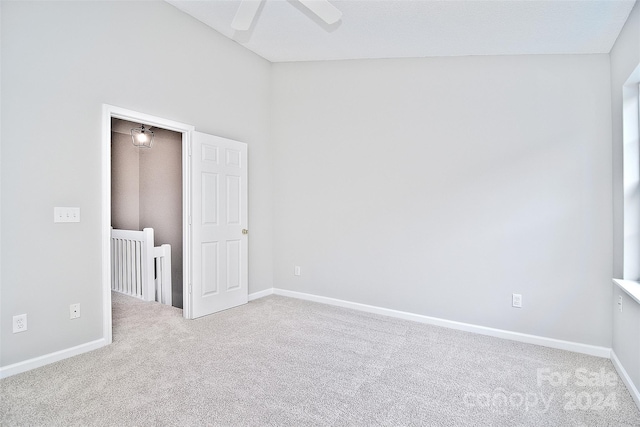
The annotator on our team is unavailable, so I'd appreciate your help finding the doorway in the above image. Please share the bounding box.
[111,118,184,308]
[102,105,195,344]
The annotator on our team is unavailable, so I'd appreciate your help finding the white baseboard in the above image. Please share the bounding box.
[248,287,274,301]
[0,289,614,380]
[269,288,611,359]
[611,350,640,409]
[0,338,107,379]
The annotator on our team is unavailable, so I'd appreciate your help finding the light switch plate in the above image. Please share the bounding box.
[54,207,80,223]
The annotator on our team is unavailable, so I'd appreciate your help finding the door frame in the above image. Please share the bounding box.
[101,104,195,344]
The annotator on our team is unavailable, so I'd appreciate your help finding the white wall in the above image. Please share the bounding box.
[0,1,273,366]
[271,55,613,346]
[611,1,640,394]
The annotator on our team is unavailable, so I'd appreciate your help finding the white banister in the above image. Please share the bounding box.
[111,228,171,306]
[141,228,155,302]
[154,244,172,306]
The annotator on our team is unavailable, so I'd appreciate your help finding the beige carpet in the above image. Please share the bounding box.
[1,292,640,426]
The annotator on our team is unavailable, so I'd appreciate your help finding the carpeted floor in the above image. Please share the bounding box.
[1,292,640,426]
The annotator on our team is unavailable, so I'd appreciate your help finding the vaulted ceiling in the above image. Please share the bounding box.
[166,0,637,62]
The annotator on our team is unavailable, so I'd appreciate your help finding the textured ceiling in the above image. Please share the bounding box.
[166,0,637,63]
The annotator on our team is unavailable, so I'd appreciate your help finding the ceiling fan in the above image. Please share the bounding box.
[231,0,342,31]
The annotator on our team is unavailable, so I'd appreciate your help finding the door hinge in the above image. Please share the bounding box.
[189,283,192,294]
[189,215,192,225]
[188,141,192,156]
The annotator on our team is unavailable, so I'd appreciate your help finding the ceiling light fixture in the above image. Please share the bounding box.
[131,124,154,149]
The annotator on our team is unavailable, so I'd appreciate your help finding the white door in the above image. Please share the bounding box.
[190,131,248,319]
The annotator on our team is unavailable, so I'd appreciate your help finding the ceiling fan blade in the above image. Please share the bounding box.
[231,0,264,31]
[298,0,342,25]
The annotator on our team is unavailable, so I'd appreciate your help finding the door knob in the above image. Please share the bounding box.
[242,229,248,235]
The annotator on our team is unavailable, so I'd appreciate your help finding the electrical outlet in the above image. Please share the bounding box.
[618,295,623,313]
[294,266,301,276]
[13,314,27,333]
[512,294,522,308]
[70,303,80,319]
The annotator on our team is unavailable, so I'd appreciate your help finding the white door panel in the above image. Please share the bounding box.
[190,131,247,318]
